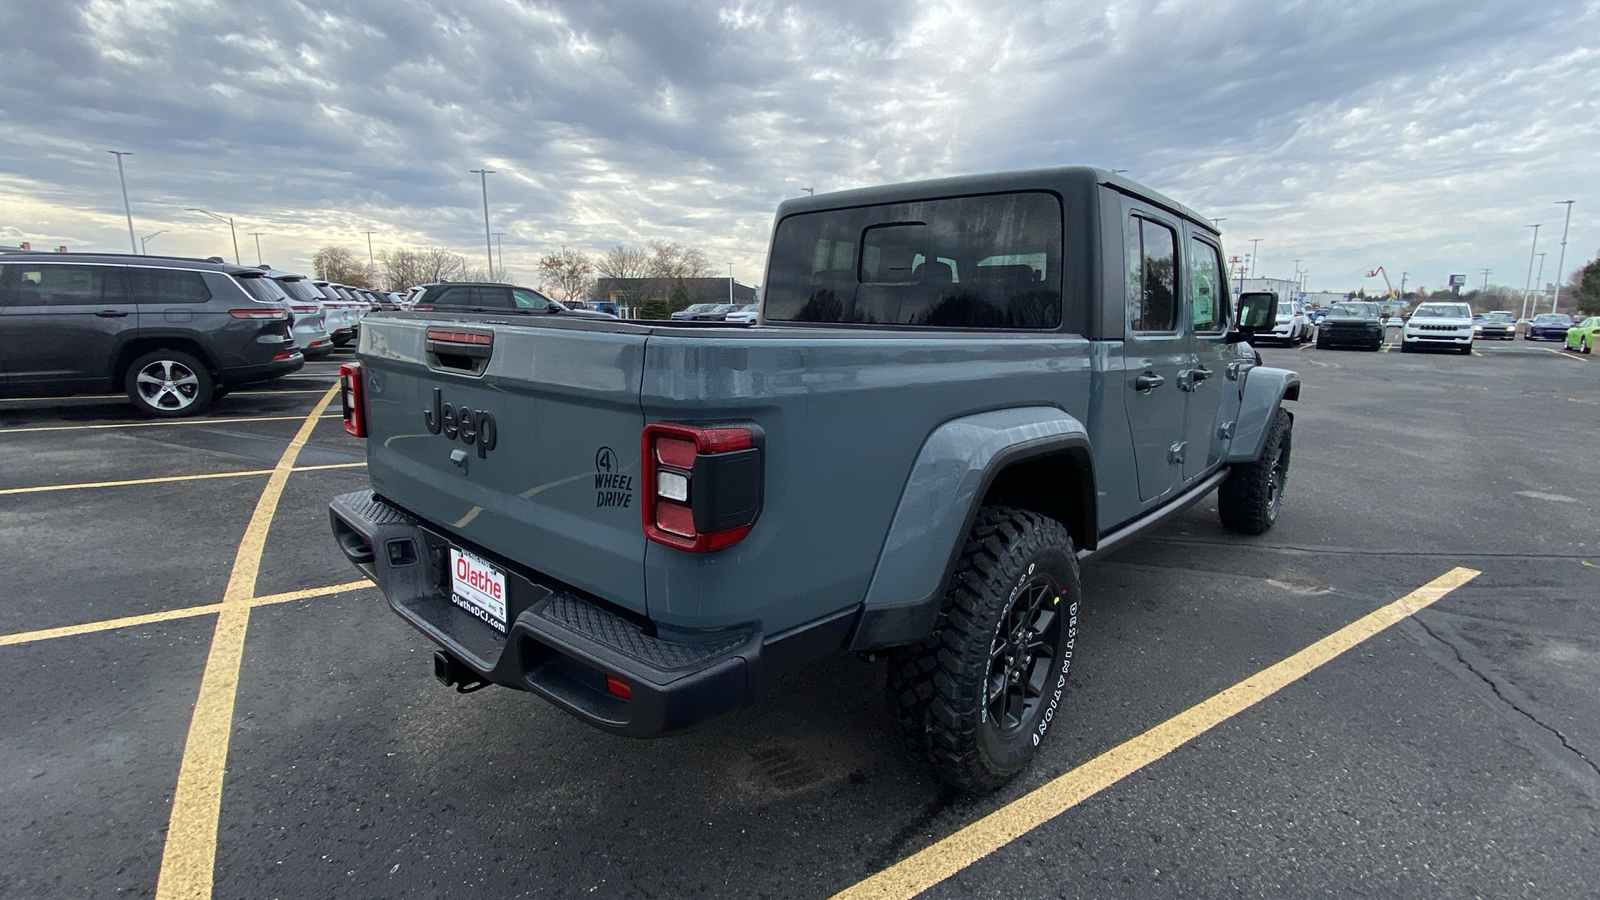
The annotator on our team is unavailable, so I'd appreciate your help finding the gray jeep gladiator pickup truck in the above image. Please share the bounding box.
[329,167,1299,792]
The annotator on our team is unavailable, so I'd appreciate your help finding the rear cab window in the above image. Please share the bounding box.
[764,191,1063,329]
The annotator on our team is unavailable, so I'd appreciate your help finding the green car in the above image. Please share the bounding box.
[1566,316,1600,354]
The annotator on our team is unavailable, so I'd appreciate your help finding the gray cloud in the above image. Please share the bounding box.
[0,0,1594,296]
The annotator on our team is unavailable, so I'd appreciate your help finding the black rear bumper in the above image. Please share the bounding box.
[328,490,850,737]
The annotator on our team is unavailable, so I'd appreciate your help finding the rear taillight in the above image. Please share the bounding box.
[230,308,288,319]
[641,422,763,552]
[340,362,367,437]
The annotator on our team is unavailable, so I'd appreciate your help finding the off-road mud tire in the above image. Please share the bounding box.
[887,506,1082,793]
[1218,407,1292,535]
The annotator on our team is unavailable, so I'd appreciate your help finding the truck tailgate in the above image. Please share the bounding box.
[362,318,648,614]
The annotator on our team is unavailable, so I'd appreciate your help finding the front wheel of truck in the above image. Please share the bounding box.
[1218,407,1292,535]
[888,506,1082,793]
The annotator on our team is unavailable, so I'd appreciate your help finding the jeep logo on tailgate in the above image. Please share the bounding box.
[424,388,498,458]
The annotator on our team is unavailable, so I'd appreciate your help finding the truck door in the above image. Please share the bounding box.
[1182,233,1230,481]
[0,262,136,393]
[1120,210,1186,503]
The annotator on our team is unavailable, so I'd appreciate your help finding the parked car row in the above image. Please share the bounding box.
[0,251,408,417]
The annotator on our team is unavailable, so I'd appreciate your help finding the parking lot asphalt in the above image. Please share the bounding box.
[2,340,1596,898]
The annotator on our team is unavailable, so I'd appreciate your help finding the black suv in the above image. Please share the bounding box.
[408,282,618,318]
[0,253,303,416]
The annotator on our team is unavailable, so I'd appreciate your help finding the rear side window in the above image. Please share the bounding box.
[765,192,1063,329]
[129,267,212,304]
[430,286,511,308]
[275,278,323,303]
[4,264,132,306]
[1126,217,1177,333]
[237,276,289,303]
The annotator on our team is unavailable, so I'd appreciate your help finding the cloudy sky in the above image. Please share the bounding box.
[1,0,1596,300]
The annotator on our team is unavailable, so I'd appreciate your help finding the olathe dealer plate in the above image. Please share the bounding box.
[449,546,508,633]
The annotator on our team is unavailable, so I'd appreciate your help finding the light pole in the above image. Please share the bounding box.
[1521,224,1541,321]
[140,230,167,254]
[470,169,495,279]
[249,232,265,266]
[1249,239,1262,278]
[1550,200,1574,314]
[185,208,239,264]
[109,151,138,253]
[1533,253,1547,312]
[1210,217,1226,228]
[1400,271,1409,299]
[1480,268,1492,292]
[492,232,505,276]
[362,230,377,284]
[728,263,735,304]
[801,187,814,196]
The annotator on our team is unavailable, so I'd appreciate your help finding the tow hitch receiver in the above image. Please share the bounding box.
[434,650,489,693]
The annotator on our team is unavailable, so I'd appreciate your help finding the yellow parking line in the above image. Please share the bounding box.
[0,603,224,647]
[156,385,340,900]
[0,390,334,403]
[832,566,1480,900]
[0,581,374,649]
[250,579,373,608]
[1544,348,1588,362]
[0,463,362,496]
[0,412,341,434]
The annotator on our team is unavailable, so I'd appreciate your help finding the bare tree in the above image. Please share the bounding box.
[379,247,473,290]
[647,239,715,280]
[312,246,369,286]
[537,248,595,303]
[595,243,652,280]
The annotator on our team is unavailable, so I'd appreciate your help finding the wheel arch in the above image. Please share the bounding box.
[1226,365,1299,463]
[113,335,218,384]
[848,406,1096,651]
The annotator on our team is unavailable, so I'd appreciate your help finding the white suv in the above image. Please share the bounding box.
[1262,297,1310,345]
[1401,302,1475,354]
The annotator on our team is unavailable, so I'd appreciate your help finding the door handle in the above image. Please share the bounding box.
[1135,372,1166,392]
[1192,365,1214,383]
[95,309,131,318]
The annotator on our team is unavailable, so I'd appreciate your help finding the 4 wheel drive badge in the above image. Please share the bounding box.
[424,388,498,459]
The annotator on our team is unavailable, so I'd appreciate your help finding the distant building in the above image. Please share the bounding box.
[595,277,757,308]
[1238,277,1302,302]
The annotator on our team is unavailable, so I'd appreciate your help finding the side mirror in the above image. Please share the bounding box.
[1226,291,1277,343]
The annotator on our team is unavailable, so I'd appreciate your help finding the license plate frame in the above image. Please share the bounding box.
[448,546,508,634]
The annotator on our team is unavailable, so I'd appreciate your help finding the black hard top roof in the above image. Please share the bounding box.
[773,165,1217,234]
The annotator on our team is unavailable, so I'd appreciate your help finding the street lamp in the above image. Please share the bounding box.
[1521,224,1541,321]
[1533,253,1547,310]
[185,208,240,264]
[728,263,735,304]
[1550,200,1574,314]
[492,232,505,276]
[109,151,138,254]
[1249,239,1262,278]
[1480,268,1492,292]
[470,169,495,279]
[140,230,167,254]
[249,232,265,266]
